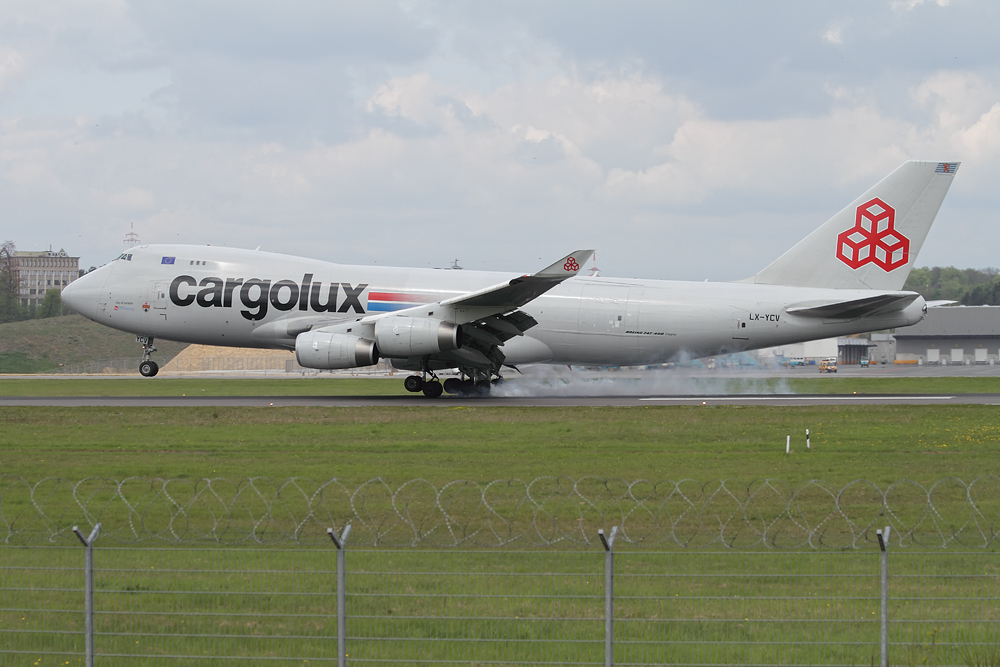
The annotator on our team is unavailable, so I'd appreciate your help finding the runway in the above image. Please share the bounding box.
[2,393,997,407]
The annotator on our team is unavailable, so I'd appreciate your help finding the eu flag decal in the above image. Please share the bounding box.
[161,257,176,265]
[935,163,958,174]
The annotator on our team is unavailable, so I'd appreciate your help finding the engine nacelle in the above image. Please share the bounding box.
[374,316,462,357]
[295,331,379,369]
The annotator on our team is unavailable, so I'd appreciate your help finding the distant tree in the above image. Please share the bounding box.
[904,266,999,301]
[961,278,1000,306]
[36,289,63,319]
[0,240,27,323]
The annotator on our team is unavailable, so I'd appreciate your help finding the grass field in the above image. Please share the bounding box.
[3,378,1000,665]
[0,315,188,373]
[2,402,998,485]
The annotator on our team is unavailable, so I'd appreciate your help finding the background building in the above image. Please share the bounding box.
[12,248,80,307]
[894,306,1000,364]
[756,338,839,365]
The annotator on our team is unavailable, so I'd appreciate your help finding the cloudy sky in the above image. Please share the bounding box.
[1,0,997,280]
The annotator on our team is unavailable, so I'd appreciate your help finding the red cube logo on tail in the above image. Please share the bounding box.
[836,198,909,271]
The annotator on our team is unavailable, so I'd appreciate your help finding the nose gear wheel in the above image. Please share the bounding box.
[137,335,159,377]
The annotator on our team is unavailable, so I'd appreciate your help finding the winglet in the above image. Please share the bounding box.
[534,250,594,278]
[435,249,595,312]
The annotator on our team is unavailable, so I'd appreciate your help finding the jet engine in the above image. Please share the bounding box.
[295,330,379,369]
[374,316,462,357]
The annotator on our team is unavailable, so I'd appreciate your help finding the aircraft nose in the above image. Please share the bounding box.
[61,270,106,318]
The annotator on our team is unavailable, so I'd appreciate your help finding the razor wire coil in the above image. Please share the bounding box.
[2,475,999,549]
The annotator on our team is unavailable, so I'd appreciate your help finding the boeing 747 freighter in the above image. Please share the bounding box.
[61,160,958,397]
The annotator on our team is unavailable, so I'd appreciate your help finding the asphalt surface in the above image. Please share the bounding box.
[1,393,997,407]
[4,363,1000,406]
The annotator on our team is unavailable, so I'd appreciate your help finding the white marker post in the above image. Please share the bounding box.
[806,429,811,449]
[786,435,791,454]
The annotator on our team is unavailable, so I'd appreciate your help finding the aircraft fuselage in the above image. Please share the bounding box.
[66,244,925,367]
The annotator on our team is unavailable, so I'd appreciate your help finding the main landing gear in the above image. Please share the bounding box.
[403,371,501,398]
[402,374,443,398]
[137,335,159,377]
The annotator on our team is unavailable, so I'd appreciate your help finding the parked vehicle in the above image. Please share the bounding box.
[819,360,838,373]
[860,358,870,368]
[787,357,806,367]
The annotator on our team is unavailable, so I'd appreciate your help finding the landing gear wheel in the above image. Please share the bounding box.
[460,379,475,395]
[403,375,425,392]
[422,381,443,398]
[474,380,492,396]
[136,335,158,377]
[443,378,463,395]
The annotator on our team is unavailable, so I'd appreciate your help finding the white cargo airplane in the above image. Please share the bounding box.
[62,160,957,397]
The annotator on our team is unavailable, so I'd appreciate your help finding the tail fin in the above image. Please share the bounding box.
[751,160,959,290]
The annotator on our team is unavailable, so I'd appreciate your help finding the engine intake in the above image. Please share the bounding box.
[374,316,462,357]
[295,331,379,369]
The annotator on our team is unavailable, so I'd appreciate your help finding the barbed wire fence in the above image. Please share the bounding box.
[3,475,999,549]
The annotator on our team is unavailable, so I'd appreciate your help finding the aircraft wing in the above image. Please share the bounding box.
[439,250,594,310]
[786,293,920,319]
[358,249,593,373]
[361,249,593,322]
[361,249,593,326]
[263,250,592,358]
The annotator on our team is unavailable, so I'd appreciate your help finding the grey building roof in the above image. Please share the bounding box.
[894,306,1000,338]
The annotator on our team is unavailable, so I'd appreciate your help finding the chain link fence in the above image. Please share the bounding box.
[3,540,998,665]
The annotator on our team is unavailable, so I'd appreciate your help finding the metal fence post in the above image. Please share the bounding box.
[877,525,891,667]
[598,526,618,667]
[328,525,352,667]
[73,524,101,667]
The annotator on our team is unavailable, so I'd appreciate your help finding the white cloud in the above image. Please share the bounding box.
[91,186,156,210]
[4,65,1000,276]
[822,27,844,45]
[0,48,24,92]
[891,0,950,9]
[1,3,1000,278]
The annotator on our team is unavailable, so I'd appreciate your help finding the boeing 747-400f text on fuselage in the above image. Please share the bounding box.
[61,160,959,397]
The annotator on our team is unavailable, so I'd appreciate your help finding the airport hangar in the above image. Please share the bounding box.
[760,306,1000,366]
[893,305,1000,365]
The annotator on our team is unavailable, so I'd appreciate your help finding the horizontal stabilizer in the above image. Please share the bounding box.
[786,293,920,319]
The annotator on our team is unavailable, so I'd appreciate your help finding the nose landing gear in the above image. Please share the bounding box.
[137,335,159,377]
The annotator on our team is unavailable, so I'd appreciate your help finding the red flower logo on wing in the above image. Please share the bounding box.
[563,257,580,272]
[836,198,909,271]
